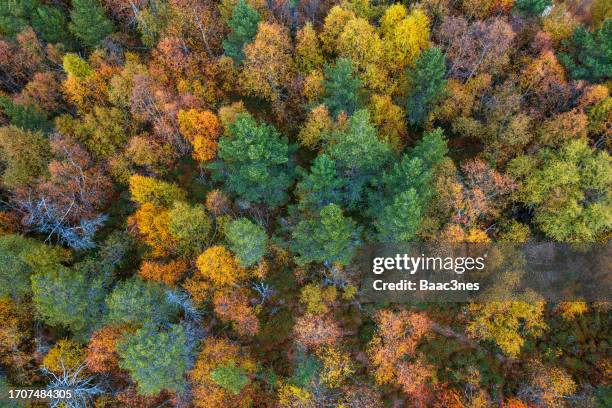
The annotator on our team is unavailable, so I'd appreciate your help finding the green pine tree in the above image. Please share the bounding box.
[406,47,447,127]
[212,113,295,208]
[375,189,422,243]
[31,5,70,44]
[225,218,267,268]
[0,0,37,38]
[69,0,113,48]
[0,96,50,133]
[0,1,71,44]
[558,20,612,83]
[326,109,392,208]
[291,204,360,266]
[223,0,260,64]
[322,58,362,117]
[513,0,552,16]
[295,154,346,213]
[118,324,192,396]
[409,127,449,170]
[369,128,448,234]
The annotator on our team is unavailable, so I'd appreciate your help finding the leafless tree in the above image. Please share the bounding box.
[43,363,105,408]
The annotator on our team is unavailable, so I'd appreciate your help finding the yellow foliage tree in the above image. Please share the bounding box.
[368,309,431,386]
[337,18,383,70]
[342,0,374,19]
[129,174,186,207]
[296,23,323,74]
[320,6,356,53]
[317,346,355,388]
[241,23,294,102]
[368,94,406,151]
[177,109,222,162]
[299,283,337,314]
[302,69,325,104]
[298,105,333,149]
[542,4,579,45]
[379,3,407,38]
[336,17,387,91]
[467,300,546,358]
[196,245,248,287]
[382,7,430,74]
[461,0,514,19]
[591,0,612,28]
[43,339,85,373]
[278,384,315,407]
[130,203,173,258]
[555,301,588,320]
[62,53,113,113]
[522,360,577,406]
[465,228,491,243]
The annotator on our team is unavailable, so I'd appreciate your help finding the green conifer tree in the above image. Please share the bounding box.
[118,324,192,396]
[223,0,260,64]
[375,189,422,243]
[212,114,295,208]
[0,0,37,38]
[291,204,360,265]
[225,218,267,267]
[406,47,447,126]
[69,0,113,48]
[514,0,552,16]
[326,110,392,208]
[558,20,612,83]
[322,58,362,117]
[295,154,346,213]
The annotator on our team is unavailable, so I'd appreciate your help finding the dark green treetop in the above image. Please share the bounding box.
[406,47,447,127]
[291,203,361,266]
[223,0,260,64]
[69,0,113,48]
[212,113,295,208]
[558,20,612,83]
[322,57,362,118]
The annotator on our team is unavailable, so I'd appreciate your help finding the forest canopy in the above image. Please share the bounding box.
[0,0,610,407]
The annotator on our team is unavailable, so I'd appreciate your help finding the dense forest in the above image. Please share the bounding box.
[0,0,611,406]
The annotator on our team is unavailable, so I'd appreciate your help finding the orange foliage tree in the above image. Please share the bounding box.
[368,309,431,386]
[86,325,125,373]
[189,338,256,407]
[139,260,189,286]
[213,288,260,336]
[293,313,342,350]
